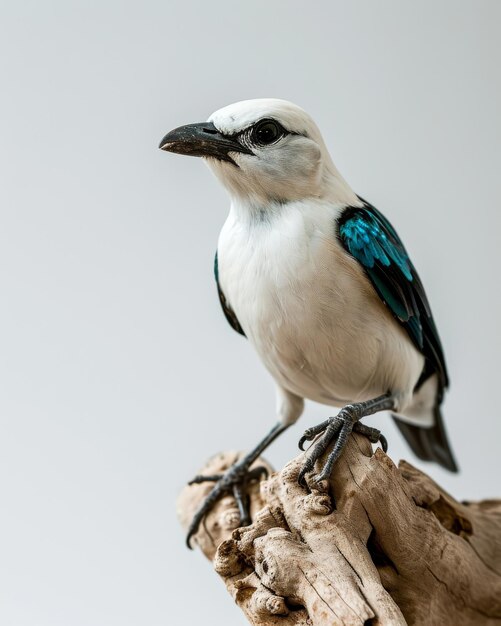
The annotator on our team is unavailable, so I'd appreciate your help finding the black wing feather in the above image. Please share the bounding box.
[214,251,246,337]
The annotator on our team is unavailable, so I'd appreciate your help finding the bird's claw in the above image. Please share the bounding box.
[298,418,331,451]
[298,409,388,488]
[186,461,268,549]
[188,474,222,485]
[352,422,387,452]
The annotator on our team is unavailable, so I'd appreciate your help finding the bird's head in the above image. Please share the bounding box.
[160,99,351,208]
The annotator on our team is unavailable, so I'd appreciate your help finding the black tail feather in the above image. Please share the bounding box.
[392,405,458,472]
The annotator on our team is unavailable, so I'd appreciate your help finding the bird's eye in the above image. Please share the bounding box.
[252,120,283,146]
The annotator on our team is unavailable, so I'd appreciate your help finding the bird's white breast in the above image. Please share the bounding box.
[217,200,424,411]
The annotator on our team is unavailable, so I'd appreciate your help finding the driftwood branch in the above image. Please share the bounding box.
[177,436,501,625]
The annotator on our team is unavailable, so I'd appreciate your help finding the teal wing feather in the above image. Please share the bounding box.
[337,199,448,392]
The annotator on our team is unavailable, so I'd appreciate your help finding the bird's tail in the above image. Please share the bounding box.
[392,404,458,472]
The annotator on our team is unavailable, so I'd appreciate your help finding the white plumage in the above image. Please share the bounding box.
[210,100,434,427]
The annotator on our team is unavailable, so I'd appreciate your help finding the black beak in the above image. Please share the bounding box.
[159,122,253,165]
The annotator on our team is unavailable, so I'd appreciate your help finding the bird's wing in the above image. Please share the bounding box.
[337,198,448,393]
[214,251,246,337]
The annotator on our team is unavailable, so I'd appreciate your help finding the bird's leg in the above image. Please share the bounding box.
[186,422,289,548]
[298,393,394,487]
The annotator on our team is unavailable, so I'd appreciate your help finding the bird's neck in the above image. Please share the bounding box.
[321,161,361,207]
[227,166,360,226]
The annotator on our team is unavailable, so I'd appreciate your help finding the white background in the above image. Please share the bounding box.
[1,1,500,624]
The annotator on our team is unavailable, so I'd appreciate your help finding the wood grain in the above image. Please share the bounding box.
[178,435,501,625]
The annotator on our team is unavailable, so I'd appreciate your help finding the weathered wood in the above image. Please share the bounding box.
[177,435,501,625]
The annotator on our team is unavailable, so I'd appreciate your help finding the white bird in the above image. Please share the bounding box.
[159,98,457,547]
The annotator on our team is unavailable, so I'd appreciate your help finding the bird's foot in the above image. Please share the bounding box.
[186,460,269,548]
[298,406,387,488]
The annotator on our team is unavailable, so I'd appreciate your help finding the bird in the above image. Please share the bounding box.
[159,98,457,547]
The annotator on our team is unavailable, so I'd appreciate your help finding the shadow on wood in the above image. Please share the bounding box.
[177,435,501,625]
